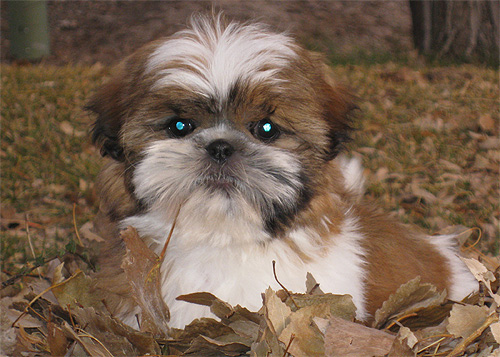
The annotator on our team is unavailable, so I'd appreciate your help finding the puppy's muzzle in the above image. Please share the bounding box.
[206,139,235,164]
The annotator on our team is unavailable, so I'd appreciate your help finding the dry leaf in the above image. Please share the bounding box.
[312,317,329,335]
[1,296,44,328]
[169,317,234,343]
[324,316,395,357]
[229,320,260,341]
[251,290,286,357]
[479,136,500,150]
[184,334,251,356]
[79,221,104,243]
[447,304,490,339]
[479,114,496,132]
[60,121,85,137]
[373,277,447,329]
[388,336,414,356]
[279,303,331,357]
[177,292,221,307]
[259,323,286,357]
[264,287,292,336]
[47,321,68,356]
[388,326,418,356]
[491,322,500,344]
[176,291,236,323]
[72,306,160,356]
[61,321,114,357]
[16,325,47,354]
[52,269,106,311]
[280,292,356,321]
[397,326,418,348]
[306,272,324,295]
[460,257,500,305]
[52,262,66,285]
[0,313,17,356]
[120,226,170,337]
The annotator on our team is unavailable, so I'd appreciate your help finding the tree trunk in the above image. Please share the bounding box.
[409,0,499,65]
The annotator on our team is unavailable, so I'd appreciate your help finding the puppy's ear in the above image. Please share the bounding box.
[86,67,127,161]
[320,64,357,160]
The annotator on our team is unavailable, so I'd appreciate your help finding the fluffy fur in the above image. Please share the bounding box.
[88,15,477,329]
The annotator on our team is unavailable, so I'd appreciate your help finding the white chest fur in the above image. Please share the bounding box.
[122,212,368,328]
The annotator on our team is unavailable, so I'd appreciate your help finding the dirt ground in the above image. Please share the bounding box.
[1,1,413,65]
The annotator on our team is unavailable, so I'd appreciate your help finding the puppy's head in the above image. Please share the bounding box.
[88,15,355,238]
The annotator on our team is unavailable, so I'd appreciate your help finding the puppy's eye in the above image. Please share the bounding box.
[167,117,196,138]
[253,119,280,141]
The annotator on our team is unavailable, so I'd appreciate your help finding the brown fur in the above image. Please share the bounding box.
[356,204,451,318]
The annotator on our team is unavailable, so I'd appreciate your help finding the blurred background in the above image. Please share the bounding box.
[1,0,498,66]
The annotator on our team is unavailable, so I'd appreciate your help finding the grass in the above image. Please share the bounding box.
[1,64,106,272]
[1,62,499,275]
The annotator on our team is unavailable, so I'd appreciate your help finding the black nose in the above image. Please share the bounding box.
[206,139,235,163]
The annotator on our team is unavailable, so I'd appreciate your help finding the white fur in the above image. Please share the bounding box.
[122,148,477,328]
[122,210,368,328]
[427,234,478,301]
[146,16,297,108]
[121,152,479,329]
[123,134,372,328]
[131,125,304,247]
[340,156,366,199]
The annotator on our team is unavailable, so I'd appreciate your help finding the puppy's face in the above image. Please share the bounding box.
[89,17,354,238]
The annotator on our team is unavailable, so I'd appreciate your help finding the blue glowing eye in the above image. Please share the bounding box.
[175,121,185,131]
[167,117,195,137]
[255,119,279,141]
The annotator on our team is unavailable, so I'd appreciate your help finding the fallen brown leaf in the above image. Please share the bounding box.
[61,321,114,357]
[447,304,491,339]
[264,287,292,336]
[279,303,331,357]
[120,226,170,337]
[47,321,69,356]
[490,321,500,344]
[51,268,107,312]
[323,316,396,357]
[72,306,160,356]
[373,276,448,330]
[184,334,251,356]
[460,257,500,305]
[478,114,496,133]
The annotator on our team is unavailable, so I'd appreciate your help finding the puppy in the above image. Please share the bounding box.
[87,15,477,329]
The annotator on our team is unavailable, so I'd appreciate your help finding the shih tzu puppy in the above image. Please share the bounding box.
[88,15,477,329]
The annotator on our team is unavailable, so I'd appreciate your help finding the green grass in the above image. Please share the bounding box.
[1,62,498,274]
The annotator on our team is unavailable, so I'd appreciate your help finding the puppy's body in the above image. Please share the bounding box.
[89,16,477,329]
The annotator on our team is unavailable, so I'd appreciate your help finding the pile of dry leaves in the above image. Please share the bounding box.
[1,225,499,356]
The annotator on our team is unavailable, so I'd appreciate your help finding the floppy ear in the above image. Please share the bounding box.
[86,67,128,161]
[319,63,357,160]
